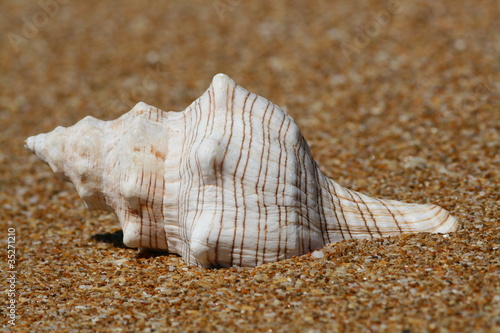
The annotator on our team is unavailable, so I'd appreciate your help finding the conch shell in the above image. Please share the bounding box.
[25,74,458,268]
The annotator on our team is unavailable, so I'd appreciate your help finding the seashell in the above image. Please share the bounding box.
[25,74,459,268]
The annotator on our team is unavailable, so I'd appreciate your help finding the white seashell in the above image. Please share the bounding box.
[25,74,459,268]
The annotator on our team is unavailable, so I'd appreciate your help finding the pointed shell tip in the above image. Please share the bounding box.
[212,73,235,92]
[132,101,148,109]
[25,136,35,152]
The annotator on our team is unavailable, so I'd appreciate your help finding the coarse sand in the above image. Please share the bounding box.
[1,0,499,332]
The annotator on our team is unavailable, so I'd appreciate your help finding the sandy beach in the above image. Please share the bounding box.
[1,0,499,332]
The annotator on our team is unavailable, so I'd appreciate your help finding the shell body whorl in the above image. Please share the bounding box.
[25,74,459,268]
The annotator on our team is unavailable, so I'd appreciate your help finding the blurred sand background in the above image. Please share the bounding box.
[1,0,499,332]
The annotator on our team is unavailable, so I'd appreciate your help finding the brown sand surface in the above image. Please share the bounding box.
[1,0,499,332]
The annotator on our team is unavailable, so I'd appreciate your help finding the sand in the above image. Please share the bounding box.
[1,0,499,332]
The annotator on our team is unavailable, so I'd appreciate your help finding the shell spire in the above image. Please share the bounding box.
[25,73,459,268]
